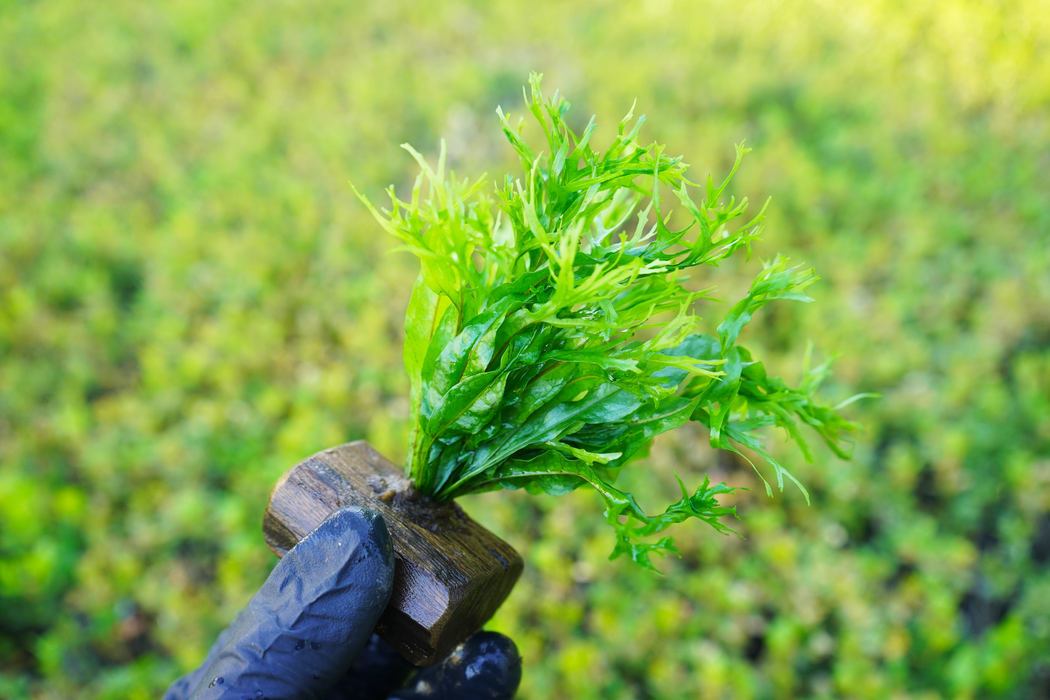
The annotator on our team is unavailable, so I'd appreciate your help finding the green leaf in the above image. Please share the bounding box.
[601,395,700,469]
[404,275,454,480]
[478,451,740,571]
[425,370,509,437]
[454,378,643,491]
[717,255,818,353]
[427,295,518,401]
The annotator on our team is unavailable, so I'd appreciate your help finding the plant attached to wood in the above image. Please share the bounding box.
[354,74,861,570]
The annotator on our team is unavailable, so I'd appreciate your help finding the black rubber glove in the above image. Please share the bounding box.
[163,506,522,700]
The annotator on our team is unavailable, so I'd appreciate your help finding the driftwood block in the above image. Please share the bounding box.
[262,441,523,666]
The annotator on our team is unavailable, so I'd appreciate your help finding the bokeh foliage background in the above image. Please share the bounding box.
[2,0,1049,697]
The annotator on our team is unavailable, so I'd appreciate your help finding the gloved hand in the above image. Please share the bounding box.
[163,506,522,700]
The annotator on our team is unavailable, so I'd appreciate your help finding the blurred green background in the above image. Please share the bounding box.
[2,0,1049,698]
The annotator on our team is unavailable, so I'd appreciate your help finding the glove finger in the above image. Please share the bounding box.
[163,623,238,700]
[388,631,522,700]
[320,634,415,700]
[187,506,395,700]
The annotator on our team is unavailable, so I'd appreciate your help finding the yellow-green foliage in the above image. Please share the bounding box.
[1,1,1048,698]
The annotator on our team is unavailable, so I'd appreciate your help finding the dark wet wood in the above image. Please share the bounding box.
[262,441,523,666]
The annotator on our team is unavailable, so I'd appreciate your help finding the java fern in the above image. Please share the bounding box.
[353,74,861,570]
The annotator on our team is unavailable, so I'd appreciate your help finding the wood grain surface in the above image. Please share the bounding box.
[262,441,523,666]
